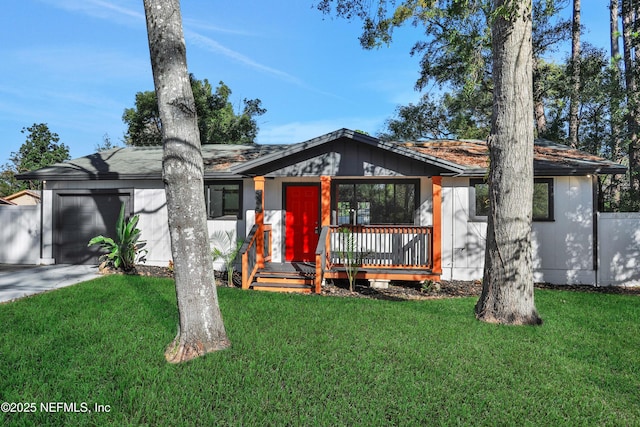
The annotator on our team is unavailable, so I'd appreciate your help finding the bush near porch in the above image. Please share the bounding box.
[1,276,638,425]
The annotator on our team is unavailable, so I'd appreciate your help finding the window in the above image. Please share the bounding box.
[335,180,417,225]
[205,182,242,219]
[470,178,554,221]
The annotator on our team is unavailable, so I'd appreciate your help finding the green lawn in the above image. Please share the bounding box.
[1,275,639,426]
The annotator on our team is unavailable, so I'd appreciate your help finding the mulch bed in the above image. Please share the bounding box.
[102,264,640,301]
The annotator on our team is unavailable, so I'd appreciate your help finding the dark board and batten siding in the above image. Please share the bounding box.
[251,137,449,178]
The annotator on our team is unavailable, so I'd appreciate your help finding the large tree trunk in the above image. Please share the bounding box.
[568,0,581,148]
[533,58,547,136]
[475,0,542,325]
[622,0,639,203]
[609,0,623,209]
[611,0,621,64]
[143,0,230,362]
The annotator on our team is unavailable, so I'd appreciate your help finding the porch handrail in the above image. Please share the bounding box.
[314,225,331,293]
[239,224,272,289]
[329,225,433,269]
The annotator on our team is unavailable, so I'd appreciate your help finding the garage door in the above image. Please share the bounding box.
[54,191,132,265]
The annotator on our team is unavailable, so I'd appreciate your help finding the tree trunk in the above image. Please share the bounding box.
[609,0,623,209]
[622,0,639,203]
[611,0,621,64]
[568,0,581,148]
[475,0,542,325]
[533,58,547,136]
[143,0,230,362]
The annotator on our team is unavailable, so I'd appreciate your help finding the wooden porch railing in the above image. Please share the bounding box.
[240,224,272,289]
[328,225,433,269]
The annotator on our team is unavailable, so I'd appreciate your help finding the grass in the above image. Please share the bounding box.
[1,275,639,426]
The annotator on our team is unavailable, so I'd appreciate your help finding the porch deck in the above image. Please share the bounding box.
[241,223,440,293]
[247,262,438,293]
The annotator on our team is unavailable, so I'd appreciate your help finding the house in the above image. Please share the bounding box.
[2,190,41,205]
[17,128,628,291]
[0,197,16,205]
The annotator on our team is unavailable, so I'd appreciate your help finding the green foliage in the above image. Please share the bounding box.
[0,123,70,196]
[322,0,638,211]
[122,74,266,146]
[88,203,147,271]
[2,281,640,425]
[94,133,120,152]
[378,91,491,141]
[211,230,244,286]
[345,0,567,142]
[336,227,366,292]
[421,278,441,292]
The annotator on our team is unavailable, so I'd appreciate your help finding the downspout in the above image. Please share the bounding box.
[40,181,45,264]
[592,174,599,287]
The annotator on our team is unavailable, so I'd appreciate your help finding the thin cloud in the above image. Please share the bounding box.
[183,18,257,37]
[185,30,305,86]
[39,0,144,24]
[41,0,343,98]
[88,0,144,20]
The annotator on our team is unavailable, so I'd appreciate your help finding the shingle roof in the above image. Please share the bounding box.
[16,129,626,181]
[17,144,289,180]
[398,138,627,176]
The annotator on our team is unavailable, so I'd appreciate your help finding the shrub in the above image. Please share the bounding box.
[88,203,147,271]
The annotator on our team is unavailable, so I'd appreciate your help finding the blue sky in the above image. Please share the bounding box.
[1,0,612,165]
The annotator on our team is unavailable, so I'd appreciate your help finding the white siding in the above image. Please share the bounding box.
[134,186,247,269]
[441,176,597,285]
[134,188,171,267]
[531,176,595,284]
[441,178,485,280]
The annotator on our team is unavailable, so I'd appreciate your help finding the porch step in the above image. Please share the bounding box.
[251,282,313,293]
[255,271,314,285]
[251,263,316,293]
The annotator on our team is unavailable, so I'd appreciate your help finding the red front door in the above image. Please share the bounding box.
[285,185,320,262]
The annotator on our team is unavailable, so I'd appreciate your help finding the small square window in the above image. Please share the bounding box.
[205,182,242,219]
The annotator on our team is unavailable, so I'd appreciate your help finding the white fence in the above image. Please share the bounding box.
[597,212,640,286]
[0,205,40,264]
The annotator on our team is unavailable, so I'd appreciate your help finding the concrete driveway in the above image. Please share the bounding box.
[0,264,100,303]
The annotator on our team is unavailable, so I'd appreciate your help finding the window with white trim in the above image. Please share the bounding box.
[470,178,554,221]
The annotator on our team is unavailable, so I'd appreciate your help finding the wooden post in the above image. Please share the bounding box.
[316,176,332,293]
[320,176,331,226]
[241,251,249,289]
[431,176,442,274]
[254,176,265,269]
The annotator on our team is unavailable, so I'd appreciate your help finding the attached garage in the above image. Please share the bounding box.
[53,190,132,264]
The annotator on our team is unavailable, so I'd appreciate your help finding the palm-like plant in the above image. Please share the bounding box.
[338,227,363,292]
[88,203,147,271]
[211,230,243,286]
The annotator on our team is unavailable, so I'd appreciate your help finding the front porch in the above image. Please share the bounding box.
[239,176,443,293]
[241,224,440,293]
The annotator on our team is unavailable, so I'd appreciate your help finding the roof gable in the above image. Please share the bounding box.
[233,129,464,177]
